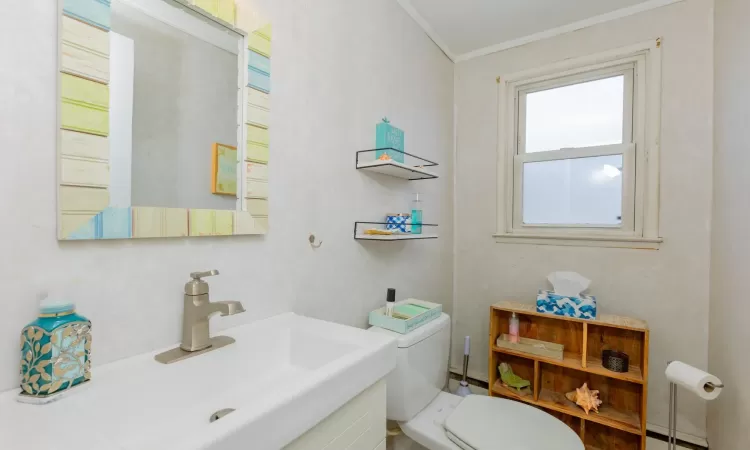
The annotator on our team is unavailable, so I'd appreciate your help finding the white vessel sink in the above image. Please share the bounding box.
[0,313,397,450]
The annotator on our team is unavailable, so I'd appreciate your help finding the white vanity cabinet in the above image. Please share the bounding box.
[284,380,387,450]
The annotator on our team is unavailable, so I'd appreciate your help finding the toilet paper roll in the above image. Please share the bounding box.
[665,361,723,401]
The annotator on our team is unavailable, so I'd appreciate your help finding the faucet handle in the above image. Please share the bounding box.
[185,270,219,296]
[190,270,219,280]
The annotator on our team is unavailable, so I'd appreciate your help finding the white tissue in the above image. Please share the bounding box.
[547,272,591,298]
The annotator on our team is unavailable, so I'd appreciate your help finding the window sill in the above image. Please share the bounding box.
[493,233,662,249]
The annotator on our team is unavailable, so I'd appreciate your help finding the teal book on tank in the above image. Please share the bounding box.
[375,118,405,163]
[19,299,91,402]
[369,299,442,334]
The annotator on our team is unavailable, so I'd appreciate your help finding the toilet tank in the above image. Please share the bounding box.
[369,313,451,422]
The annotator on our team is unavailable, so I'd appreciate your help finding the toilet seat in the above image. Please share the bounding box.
[400,392,464,450]
[401,393,584,450]
[444,395,584,450]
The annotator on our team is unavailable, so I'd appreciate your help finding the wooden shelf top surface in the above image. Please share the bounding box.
[492,301,649,332]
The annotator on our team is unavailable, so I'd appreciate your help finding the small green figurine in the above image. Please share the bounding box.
[499,362,531,393]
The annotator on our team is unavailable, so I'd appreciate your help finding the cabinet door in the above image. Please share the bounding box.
[283,380,386,450]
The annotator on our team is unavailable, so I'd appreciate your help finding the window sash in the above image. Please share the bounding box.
[512,143,636,233]
[495,40,661,246]
[516,64,636,156]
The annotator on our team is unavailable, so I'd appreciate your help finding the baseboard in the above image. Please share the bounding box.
[647,424,708,448]
[449,366,488,384]
[646,430,707,449]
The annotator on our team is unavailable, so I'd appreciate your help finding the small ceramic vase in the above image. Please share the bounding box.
[19,300,91,398]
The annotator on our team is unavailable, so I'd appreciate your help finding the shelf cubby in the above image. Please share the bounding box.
[488,302,649,450]
[539,364,643,435]
[584,422,643,450]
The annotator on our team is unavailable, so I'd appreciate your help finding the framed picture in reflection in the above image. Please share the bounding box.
[211,143,238,196]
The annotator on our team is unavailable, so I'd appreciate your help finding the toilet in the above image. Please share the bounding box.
[369,313,584,450]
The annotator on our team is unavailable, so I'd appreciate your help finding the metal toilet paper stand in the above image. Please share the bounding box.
[667,365,724,450]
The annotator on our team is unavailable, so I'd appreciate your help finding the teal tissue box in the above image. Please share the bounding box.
[369,299,442,334]
[536,290,597,320]
[375,118,405,163]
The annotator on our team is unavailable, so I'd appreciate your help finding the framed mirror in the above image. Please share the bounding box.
[56,0,271,240]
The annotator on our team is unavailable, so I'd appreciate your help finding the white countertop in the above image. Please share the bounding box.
[0,313,397,450]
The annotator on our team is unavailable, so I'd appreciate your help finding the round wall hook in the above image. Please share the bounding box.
[309,234,323,248]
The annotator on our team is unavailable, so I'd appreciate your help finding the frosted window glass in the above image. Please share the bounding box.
[525,76,625,153]
[522,155,623,226]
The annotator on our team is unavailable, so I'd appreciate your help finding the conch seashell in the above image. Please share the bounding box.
[565,383,602,414]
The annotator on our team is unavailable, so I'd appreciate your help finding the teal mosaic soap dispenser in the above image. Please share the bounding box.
[19,298,91,402]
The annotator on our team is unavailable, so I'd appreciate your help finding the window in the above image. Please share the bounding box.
[495,41,662,248]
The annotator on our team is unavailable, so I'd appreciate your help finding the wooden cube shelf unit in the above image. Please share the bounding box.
[488,302,650,450]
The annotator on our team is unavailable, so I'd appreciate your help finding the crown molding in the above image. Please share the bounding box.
[396,0,683,64]
[396,0,456,62]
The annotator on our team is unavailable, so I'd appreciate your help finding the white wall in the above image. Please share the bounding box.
[708,0,750,447]
[0,0,453,392]
[453,0,713,439]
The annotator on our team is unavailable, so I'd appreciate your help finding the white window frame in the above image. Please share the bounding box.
[495,40,663,249]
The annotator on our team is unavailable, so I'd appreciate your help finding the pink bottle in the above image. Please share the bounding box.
[509,312,520,343]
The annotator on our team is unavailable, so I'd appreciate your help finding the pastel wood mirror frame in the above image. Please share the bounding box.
[56,0,272,240]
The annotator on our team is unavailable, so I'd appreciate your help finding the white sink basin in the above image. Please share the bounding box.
[0,313,397,450]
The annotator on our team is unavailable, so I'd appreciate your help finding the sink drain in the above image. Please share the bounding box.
[210,408,235,423]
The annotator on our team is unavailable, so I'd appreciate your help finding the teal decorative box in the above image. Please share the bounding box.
[19,300,91,402]
[375,117,405,163]
[369,299,442,334]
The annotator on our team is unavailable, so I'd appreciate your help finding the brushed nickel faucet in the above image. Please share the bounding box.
[155,270,245,364]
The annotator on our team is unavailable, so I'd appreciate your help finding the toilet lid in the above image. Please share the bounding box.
[443,395,584,450]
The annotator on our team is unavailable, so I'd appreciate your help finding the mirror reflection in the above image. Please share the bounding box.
[109,0,240,210]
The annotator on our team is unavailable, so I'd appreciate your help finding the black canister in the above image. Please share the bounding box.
[602,350,630,373]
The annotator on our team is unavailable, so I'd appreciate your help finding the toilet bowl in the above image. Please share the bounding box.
[369,313,583,450]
